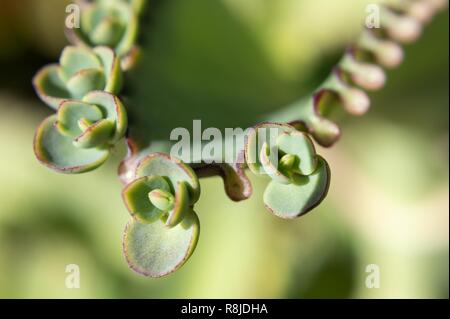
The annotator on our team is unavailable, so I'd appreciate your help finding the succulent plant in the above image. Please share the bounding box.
[122,153,201,277]
[34,91,127,173]
[33,46,122,110]
[245,123,330,219]
[31,0,448,276]
[66,0,140,66]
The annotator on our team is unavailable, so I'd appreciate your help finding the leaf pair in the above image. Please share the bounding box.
[245,123,330,219]
[67,0,139,64]
[122,154,201,277]
[34,91,127,173]
[33,46,122,110]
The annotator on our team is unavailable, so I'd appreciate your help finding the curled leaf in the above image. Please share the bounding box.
[34,115,109,173]
[67,0,138,60]
[33,91,127,174]
[135,153,201,205]
[33,46,122,110]
[263,156,331,219]
[122,176,171,223]
[245,122,297,176]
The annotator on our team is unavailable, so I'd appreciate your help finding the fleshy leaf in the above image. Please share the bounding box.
[57,101,103,137]
[276,131,317,176]
[73,119,115,149]
[33,46,122,110]
[135,153,200,205]
[34,115,109,173]
[123,210,200,277]
[66,68,106,99]
[122,176,171,223]
[82,91,127,142]
[90,16,124,47]
[93,46,123,93]
[263,156,330,219]
[148,189,175,212]
[68,0,138,59]
[164,182,190,228]
[33,65,71,110]
[259,142,290,184]
[58,46,102,82]
[245,122,297,175]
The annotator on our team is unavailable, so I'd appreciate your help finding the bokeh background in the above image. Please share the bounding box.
[0,0,448,298]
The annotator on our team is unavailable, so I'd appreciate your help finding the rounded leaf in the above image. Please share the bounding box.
[135,153,200,204]
[33,47,122,110]
[58,46,102,82]
[263,156,330,219]
[122,176,171,223]
[56,101,103,137]
[69,1,138,58]
[123,210,200,277]
[33,64,71,110]
[66,68,106,99]
[82,91,128,142]
[34,115,110,173]
[276,131,317,176]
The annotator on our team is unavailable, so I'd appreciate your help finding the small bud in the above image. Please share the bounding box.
[78,118,93,131]
[408,1,435,23]
[342,88,371,115]
[376,41,404,68]
[386,15,422,43]
[358,30,404,68]
[351,64,386,91]
[279,154,298,172]
[148,189,175,212]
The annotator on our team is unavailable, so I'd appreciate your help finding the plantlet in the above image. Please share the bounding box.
[32,0,448,277]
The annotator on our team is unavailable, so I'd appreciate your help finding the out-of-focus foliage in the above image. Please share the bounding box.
[0,0,448,298]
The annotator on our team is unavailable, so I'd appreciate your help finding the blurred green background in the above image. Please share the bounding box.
[0,0,448,298]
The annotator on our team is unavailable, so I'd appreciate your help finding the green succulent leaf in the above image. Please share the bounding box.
[93,46,123,93]
[33,91,127,174]
[164,182,190,228]
[148,189,175,212]
[276,131,317,176]
[69,0,138,59]
[58,46,102,81]
[259,142,291,184]
[90,15,124,47]
[245,122,297,176]
[33,46,122,110]
[34,115,110,173]
[66,68,106,99]
[82,91,127,143]
[56,101,103,137]
[122,176,171,223]
[123,209,200,277]
[73,118,115,149]
[263,156,331,219]
[135,153,201,205]
[32,64,71,110]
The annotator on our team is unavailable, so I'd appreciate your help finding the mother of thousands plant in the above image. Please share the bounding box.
[32,0,447,277]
